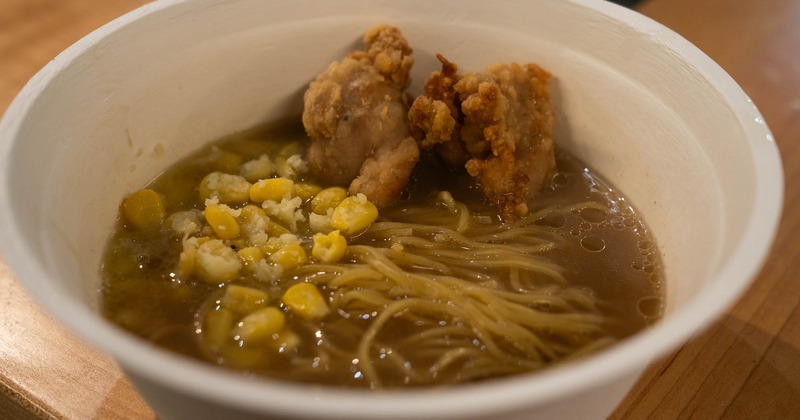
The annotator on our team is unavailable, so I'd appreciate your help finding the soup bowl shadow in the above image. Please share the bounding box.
[0,0,782,419]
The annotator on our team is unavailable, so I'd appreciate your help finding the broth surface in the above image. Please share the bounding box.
[100,119,664,387]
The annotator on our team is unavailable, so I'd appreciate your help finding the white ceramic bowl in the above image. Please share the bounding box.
[0,0,783,419]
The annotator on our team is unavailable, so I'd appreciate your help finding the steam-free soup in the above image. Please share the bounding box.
[100,119,663,388]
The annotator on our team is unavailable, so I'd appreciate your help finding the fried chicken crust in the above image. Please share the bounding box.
[408,55,556,221]
[302,24,419,208]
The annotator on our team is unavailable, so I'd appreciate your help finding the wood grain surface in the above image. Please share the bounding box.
[0,0,797,418]
[614,0,800,418]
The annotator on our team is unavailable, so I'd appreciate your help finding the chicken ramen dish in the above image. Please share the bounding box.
[100,24,664,388]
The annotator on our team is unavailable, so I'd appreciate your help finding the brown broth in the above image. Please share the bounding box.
[100,118,664,387]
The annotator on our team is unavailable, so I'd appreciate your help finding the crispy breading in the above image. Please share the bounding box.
[409,55,556,221]
[302,24,419,208]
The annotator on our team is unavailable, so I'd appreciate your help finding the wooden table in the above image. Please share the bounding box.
[1,0,797,418]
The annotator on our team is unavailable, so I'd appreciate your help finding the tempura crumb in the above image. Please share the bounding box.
[309,208,335,233]
[240,154,275,182]
[168,209,203,236]
[195,239,242,283]
[252,259,284,283]
[261,196,306,232]
[201,172,251,203]
[276,154,309,180]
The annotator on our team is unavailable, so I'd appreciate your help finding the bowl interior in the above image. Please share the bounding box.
[0,0,781,419]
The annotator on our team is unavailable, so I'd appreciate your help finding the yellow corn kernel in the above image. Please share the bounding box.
[239,204,267,223]
[238,204,269,237]
[121,189,165,230]
[269,243,307,270]
[282,282,330,321]
[269,327,301,353]
[310,187,347,215]
[203,307,234,350]
[195,239,242,283]
[266,219,292,236]
[312,230,347,263]
[259,243,281,255]
[259,234,301,255]
[275,155,308,179]
[219,344,268,370]
[220,285,269,315]
[211,149,244,173]
[278,141,303,158]
[178,244,196,277]
[231,307,286,343]
[250,177,294,203]
[330,194,379,236]
[204,204,240,240]
[236,247,265,266]
[199,172,251,204]
[294,183,322,202]
[273,156,291,179]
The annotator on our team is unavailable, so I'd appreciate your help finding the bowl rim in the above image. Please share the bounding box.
[0,0,784,418]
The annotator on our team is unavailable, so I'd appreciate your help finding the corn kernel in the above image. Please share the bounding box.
[277,154,309,179]
[199,172,251,204]
[236,247,265,266]
[195,239,241,283]
[232,307,286,343]
[121,189,165,230]
[294,183,322,201]
[312,230,347,263]
[269,327,301,353]
[269,243,308,270]
[210,149,244,173]
[239,204,268,223]
[179,246,196,277]
[311,187,347,215]
[259,243,281,255]
[282,282,330,321]
[275,155,309,179]
[266,219,292,237]
[330,194,379,236]
[278,142,304,158]
[220,285,269,315]
[219,344,268,370]
[259,233,300,255]
[178,236,211,276]
[203,307,234,350]
[250,177,294,203]
[204,204,240,240]
[237,204,269,240]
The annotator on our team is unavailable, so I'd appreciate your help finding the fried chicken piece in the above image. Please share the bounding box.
[408,55,556,221]
[302,24,419,208]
